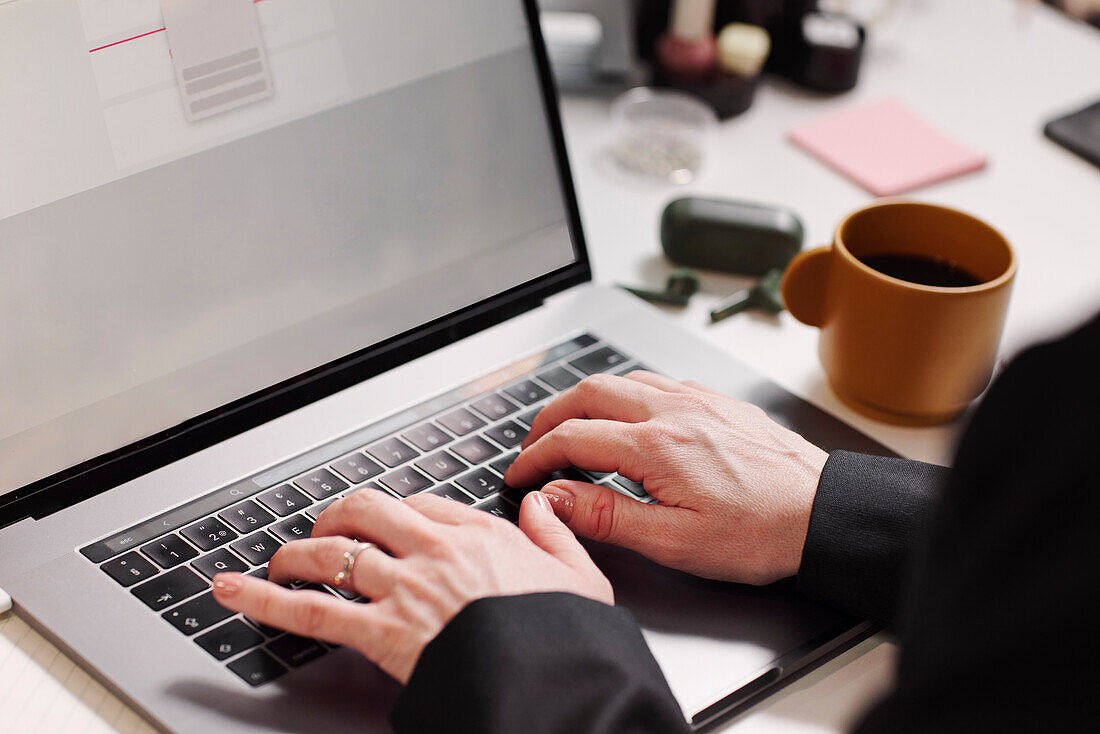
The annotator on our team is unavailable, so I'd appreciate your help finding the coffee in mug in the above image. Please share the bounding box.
[781,200,1016,425]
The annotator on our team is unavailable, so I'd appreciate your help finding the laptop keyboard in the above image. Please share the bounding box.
[81,334,654,688]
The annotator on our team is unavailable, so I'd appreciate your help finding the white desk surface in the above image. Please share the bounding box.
[2,0,1098,731]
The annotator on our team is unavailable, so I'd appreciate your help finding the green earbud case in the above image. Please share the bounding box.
[661,197,805,276]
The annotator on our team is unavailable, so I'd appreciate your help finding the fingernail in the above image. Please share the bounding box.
[533,491,553,513]
[213,574,242,596]
[540,485,575,523]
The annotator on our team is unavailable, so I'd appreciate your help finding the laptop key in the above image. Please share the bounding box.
[500,485,535,506]
[180,517,238,552]
[614,476,648,497]
[330,453,384,484]
[504,380,551,406]
[329,584,360,600]
[141,534,199,569]
[132,567,208,611]
[557,468,590,483]
[352,481,394,498]
[196,619,264,661]
[379,466,433,497]
[536,365,583,391]
[227,649,287,687]
[219,500,275,535]
[475,496,520,523]
[269,514,315,543]
[102,552,159,587]
[402,423,452,451]
[435,408,485,437]
[267,634,327,668]
[450,436,500,465]
[485,421,527,449]
[365,437,418,468]
[570,346,629,375]
[470,393,519,420]
[303,583,338,597]
[489,453,519,476]
[615,363,647,377]
[502,469,587,506]
[231,531,281,566]
[304,498,340,521]
[414,451,467,481]
[427,484,475,505]
[516,407,543,428]
[455,468,505,499]
[257,484,313,517]
[163,592,234,636]
[294,468,348,500]
[192,549,249,580]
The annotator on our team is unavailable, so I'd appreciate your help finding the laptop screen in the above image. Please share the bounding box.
[0,0,582,499]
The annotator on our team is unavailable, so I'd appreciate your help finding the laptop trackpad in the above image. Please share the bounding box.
[587,541,853,719]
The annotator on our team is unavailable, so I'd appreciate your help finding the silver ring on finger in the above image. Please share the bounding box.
[333,541,374,588]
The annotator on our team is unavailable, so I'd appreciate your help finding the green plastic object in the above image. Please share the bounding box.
[621,268,700,306]
[661,197,804,276]
[709,268,786,323]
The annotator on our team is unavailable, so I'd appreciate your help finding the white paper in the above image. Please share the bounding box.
[0,612,157,733]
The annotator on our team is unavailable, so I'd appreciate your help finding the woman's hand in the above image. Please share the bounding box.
[504,372,828,586]
[212,489,613,684]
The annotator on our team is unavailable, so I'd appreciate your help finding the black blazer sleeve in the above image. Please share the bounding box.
[798,451,949,626]
[391,592,692,734]
[853,312,1100,733]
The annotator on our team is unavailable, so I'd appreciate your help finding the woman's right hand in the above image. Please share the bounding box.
[504,372,829,585]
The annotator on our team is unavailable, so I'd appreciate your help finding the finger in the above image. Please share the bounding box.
[517,491,594,573]
[505,419,642,488]
[311,490,438,557]
[681,379,724,396]
[539,480,693,567]
[403,492,487,526]
[522,374,665,449]
[213,572,379,649]
[622,370,705,395]
[267,537,399,599]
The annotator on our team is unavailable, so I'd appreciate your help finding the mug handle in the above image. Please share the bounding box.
[781,246,832,328]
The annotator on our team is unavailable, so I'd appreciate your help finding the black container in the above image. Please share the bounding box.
[777,11,865,92]
[635,0,816,62]
[652,68,759,120]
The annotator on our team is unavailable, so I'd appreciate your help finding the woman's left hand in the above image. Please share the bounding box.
[212,489,613,684]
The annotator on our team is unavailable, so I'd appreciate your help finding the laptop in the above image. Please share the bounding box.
[0,1,886,731]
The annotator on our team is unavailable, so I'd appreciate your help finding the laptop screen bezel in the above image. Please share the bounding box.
[0,0,590,529]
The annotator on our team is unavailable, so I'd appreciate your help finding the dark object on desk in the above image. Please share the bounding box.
[621,268,699,306]
[652,67,760,120]
[709,268,785,323]
[649,3,769,120]
[1044,98,1100,169]
[635,0,815,63]
[771,11,865,93]
[652,20,767,120]
[661,196,804,275]
[638,2,864,104]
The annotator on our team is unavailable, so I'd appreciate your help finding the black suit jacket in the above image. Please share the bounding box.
[391,313,1099,733]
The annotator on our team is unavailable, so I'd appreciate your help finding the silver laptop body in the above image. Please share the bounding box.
[0,2,883,731]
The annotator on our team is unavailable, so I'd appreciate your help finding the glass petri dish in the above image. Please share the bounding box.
[611,87,718,184]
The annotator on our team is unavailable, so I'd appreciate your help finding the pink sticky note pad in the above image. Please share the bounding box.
[788,99,987,196]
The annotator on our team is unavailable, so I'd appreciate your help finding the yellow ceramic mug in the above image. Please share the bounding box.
[781,201,1016,425]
